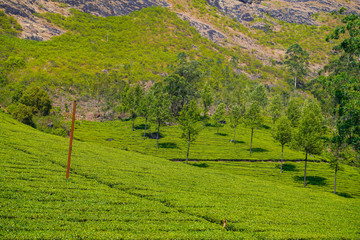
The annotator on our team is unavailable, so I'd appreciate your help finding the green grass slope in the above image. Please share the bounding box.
[1,111,360,239]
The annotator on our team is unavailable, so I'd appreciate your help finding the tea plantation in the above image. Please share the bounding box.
[1,111,360,239]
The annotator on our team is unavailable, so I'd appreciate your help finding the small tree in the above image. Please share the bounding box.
[244,102,263,156]
[150,92,172,149]
[284,43,309,89]
[326,141,349,194]
[286,97,303,127]
[178,100,201,164]
[295,99,324,188]
[123,84,143,131]
[273,116,292,173]
[200,81,213,127]
[270,94,283,124]
[138,91,154,140]
[229,104,245,143]
[212,103,226,134]
[250,84,268,109]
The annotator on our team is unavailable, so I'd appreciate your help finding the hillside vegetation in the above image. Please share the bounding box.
[1,111,360,239]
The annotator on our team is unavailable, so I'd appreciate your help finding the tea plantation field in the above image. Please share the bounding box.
[1,111,360,239]
[73,117,308,161]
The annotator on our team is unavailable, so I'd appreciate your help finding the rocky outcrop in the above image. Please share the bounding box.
[0,0,169,41]
[206,0,360,25]
[177,13,226,43]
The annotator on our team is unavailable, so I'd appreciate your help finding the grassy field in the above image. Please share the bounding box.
[1,111,360,239]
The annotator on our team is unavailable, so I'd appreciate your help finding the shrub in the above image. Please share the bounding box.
[19,86,52,115]
[7,103,33,125]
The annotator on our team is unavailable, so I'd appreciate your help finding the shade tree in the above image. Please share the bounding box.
[200,81,213,127]
[284,43,309,89]
[212,103,226,134]
[273,116,292,173]
[229,104,245,143]
[243,102,263,156]
[294,99,324,188]
[178,99,201,164]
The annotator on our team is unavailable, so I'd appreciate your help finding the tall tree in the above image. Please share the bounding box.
[200,81,213,127]
[295,99,324,188]
[273,116,292,173]
[138,91,154,140]
[270,94,283,124]
[284,43,309,89]
[150,92,172,150]
[229,104,245,143]
[212,103,226,134]
[244,102,263,156]
[178,100,201,164]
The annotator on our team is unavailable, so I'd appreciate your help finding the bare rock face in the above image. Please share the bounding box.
[0,0,169,41]
[206,0,360,25]
[177,13,226,43]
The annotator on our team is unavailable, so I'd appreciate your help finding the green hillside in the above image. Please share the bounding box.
[1,111,359,239]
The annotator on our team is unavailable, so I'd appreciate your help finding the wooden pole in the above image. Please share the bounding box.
[66,100,77,179]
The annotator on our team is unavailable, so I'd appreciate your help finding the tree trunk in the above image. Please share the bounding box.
[217,126,219,134]
[334,164,338,194]
[203,110,206,128]
[303,151,308,188]
[132,118,135,131]
[143,118,147,140]
[294,76,297,89]
[233,125,236,143]
[281,144,284,174]
[250,128,254,156]
[186,133,190,164]
[156,122,160,150]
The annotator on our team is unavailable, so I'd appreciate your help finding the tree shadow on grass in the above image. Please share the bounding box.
[146,132,164,139]
[190,163,209,168]
[135,124,150,130]
[262,124,271,129]
[230,140,245,144]
[275,163,297,171]
[293,176,327,186]
[158,142,179,149]
[215,133,228,136]
[336,192,353,198]
[249,148,268,153]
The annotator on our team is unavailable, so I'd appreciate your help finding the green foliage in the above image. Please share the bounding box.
[19,86,52,116]
[250,84,268,109]
[163,74,193,116]
[244,102,263,130]
[178,99,201,163]
[0,11,22,36]
[284,43,309,89]
[286,97,303,127]
[200,81,213,125]
[211,102,226,134]
[295,99,324,156]
[269,94,283,124]
[273,116,292,147]
[7,103,33,125]
[123,83,144,130]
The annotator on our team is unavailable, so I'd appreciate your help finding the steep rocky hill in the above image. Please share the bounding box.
[1,0,360,42]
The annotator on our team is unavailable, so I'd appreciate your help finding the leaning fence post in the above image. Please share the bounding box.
[66,100,77,179]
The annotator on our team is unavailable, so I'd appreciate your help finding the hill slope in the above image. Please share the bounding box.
[1,111,359,239]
